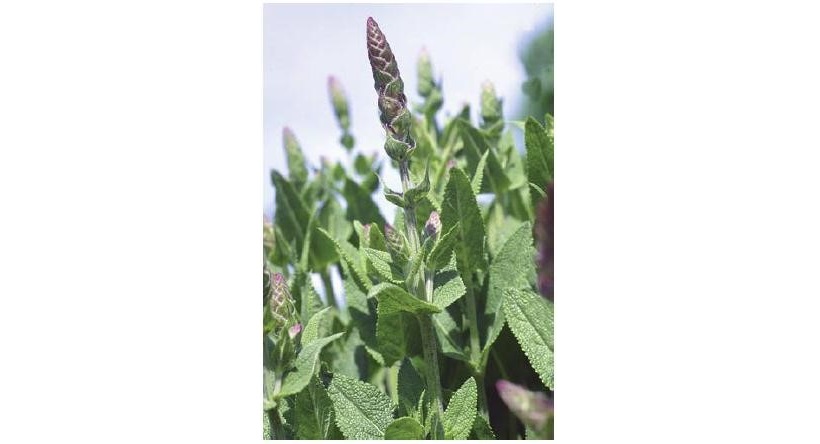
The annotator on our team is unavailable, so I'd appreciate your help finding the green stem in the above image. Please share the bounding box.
[418,314,445,438]
[399,159,444,436]
[320,268,337,308]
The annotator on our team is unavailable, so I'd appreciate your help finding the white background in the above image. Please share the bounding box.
[2,0,820,442]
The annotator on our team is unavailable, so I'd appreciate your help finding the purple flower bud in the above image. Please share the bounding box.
[496,380,553,432]
[425,211,441,238]
[270,272,292,325]
[288,323,302,340]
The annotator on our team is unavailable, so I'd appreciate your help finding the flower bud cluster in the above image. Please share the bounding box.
[366,17,415,162]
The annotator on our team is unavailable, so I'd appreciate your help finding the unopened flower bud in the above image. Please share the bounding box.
[417,47,435,98]
[367,17,415,162]
[282,127,308,186]
[288,323,302,340]
[496,380,553,432]
[328,76,351,129]
[424,211,441,239]
[480,81,503,127]
[269,272,293,326]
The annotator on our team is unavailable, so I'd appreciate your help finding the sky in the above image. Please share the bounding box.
[263,3,554,220]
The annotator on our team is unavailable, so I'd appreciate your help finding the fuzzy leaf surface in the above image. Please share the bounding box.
[368,282,441,315]
[432,255,466,310]
[294,376,341,439]
[301,306,333,346]
[328,373,395,439]
[364,248,405,285]
[442,377,477,439]
[503,288,554,389]
[385,417,425,440]
[278,332,344,398]
[484,222,535,353]
[440,168,487,274]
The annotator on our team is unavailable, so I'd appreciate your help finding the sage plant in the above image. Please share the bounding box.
[264,15,554,440]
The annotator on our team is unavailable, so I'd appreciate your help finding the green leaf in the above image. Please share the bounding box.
[368,282,441,315]
[363,248,405,285]
[458,119,511,193]
[376,307,406,366]
[484,222,535,354]
[433,307,469,363]
[289,270,323,325]
[398,358,425,419]
[432,255,466,310]
[294,376,342,439]
[278,332,344,398]
[440,168,487,274]
[525,117,553,209]
[320,228,371,292]
[427,223,460,270]
[405,165,431,205]
[385,417,425,439]
[503,288,554,390]
[271,170,309,253]
[301,306,333,346]
[344,177,386,227]
[318,198,352,245]
[471,150,489,195]
[328,373,395,439]
[470,414,496,439]
[442,377,477,439]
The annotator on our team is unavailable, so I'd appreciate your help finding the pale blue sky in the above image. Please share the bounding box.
[264,3,554,219]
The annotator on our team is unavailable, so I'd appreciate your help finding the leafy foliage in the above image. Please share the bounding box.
[264,15,554,440]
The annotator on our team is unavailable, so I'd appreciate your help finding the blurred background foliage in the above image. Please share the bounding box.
[518,20,554,123]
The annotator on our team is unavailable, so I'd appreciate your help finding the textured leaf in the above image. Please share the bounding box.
[427,223,459,270]
[471,150,489,195]
[376,307,406,366]
[368,282,441,315]
[294,376,342,439]
[470,414,496,439]
[364,248,405,284]
[442,377,477,439]
[301,306,333,346]
[328,373,395,439]
[440,168,487,274]
[525,117,553,209]
[278,332,343,398]
[503,288,554,389]
[484,223,535,353]
[320,228,371,291]
[385,417,425,439]
[432,255,466,310]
